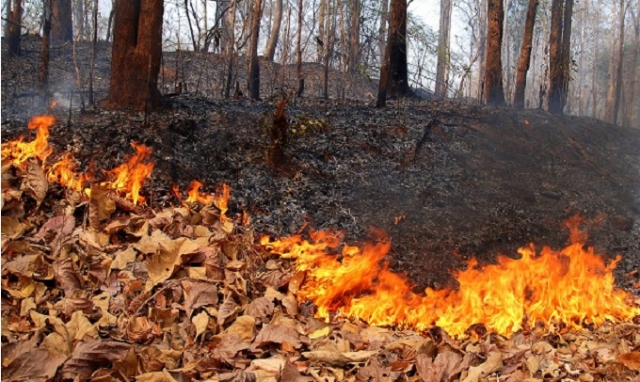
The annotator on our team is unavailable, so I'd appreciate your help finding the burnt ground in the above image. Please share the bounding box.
[3,38,640,294]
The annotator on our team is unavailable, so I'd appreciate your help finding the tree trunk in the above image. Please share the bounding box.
[560,0,573,111]
[378,0,388,63]
[7,0,22,56]
[513,0,538,109]
[39,0,52,103]
[248,0,262,99]
[323,0,332,98]
[623,0,639,127]
[224,0,238,98]
[296,0,304,96]
[264,0,282,61]
[611,0,625,125]
[349,0,360,72]
[102,0,164,110]
[547,0,564,114]
[476,0,487,101]
[484,0,505,106]
[88,0,99,106]
[385,0,411,97]
[376,22,391,107]
[317,0,325,62]
[51,0,72,43]
[434,0,452,98]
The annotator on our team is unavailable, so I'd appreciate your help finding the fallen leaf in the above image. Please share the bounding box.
[301,350,379,366]
[225,315,256,343]
[219,371,257,382]
[218,294,241,326]
[110,247,137,270]
[251,356,286,373]
[146,237,200,289]
[192,310,210,338]
[20,158,48,206]
[181,279,218,317]
[136,370,178,382]
[89,185,116,229]
[3,348,67,381]
[244,296,275,320]
[1,216,27,242]
[618,352,640,371]
[462,352,503,382]
[279,361,314,382]
[53,258,83,296]
[66,310,98,341]
[252,324,306,350]
[59,338,130,380]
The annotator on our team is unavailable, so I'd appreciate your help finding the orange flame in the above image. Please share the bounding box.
[106,142,154,205]
[262,220,640,337]
[185,180,214,204]
[1,115,56,166]
[47,153,92,193]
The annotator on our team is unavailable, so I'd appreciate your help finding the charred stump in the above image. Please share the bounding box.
[267,96,290,169]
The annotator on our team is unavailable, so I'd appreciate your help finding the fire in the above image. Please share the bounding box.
[106,142,154,205]
[1,115,55,166]
[261,218,640,337]
[47,153,92,193]
[183,181,232,221]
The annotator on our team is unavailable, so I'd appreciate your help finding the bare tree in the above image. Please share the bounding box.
[248,0,263,99]
[623,0,639,127]
[102,0,164,110]
[376,0,411,107]
[606,0,626,124]
[224,0,238,98]
[323,0,333,98]
[264,0,282,60]
[349,0,360,72]
[378,0,388,62]
[513,0,538,109]
[484,0,505,106]
[51,0,72,43]
[296,0,304,96]
[434,0,452,98]
[39,0,52,104]
[547,0,573,114]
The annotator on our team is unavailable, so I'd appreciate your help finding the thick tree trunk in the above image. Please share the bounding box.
[623,0,639,127]
[378,0,388,63]
[323,0,332,98]
[376,24,391,107]
[547,0,564,114]
[513,0,538,109]
[476,0,487,101]
[317,0,325,62]
[385,0,411,97]
[611,0,625,125]
[349,0,360,72]
[102,0,164,110]
[484,0,505,106]
[248,0,262,99]
[7,0,22,56]
[88,0,99,106]
[264,0,282,61]
[51,0,72,43]
[434,0,452,98]
[39,0,52,103]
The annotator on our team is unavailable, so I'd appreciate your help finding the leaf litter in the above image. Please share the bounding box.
[2,120,640,382]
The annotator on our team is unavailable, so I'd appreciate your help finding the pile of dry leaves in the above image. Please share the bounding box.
[2,157,640,382]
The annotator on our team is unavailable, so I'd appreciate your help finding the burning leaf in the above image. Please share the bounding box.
[20,158,48,206]
[3,348,68,382]
[105,142,154,205]
[181,279,219,317]
[301,350,379,366]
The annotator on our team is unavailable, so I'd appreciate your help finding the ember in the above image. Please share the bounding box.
[261,217,640,337]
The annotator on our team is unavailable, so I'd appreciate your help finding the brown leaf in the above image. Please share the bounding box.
[126,316,162,342]
[1,332,40,367]
[110,247,137,270]
[218,294,241,326]
[462,352,503,382]
[1,216,27,242]
[181,279,218,317]
[36,215,75,241]
[66,310,98,341]
[219,371,257,382]
[301,350,379,366]
[224,315,256,343]
[146,237,200,289]
[356,358,392,381]
[252,324,305,350]
[213,334,250,362]
[618,352,640,371]
[53,258,83,296]
[244,296,275,320]
[20,158,48,206]
[3,348,67,382]
[279,361,314,382]
[416,353,434,381]
[60,339,131,380]
[136,370,178,382]
[89,185,116,229]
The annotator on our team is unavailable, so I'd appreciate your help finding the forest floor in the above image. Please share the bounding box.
[2,38,640,381]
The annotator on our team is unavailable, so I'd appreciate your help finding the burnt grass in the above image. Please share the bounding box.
[3,39,640,295]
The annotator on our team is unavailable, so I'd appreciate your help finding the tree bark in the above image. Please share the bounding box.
[547,0,564,114]
[102,0,164,110]
[317,0,325,62]
[39,0,52,103]
[349,0,360,72]
[88,0,99,106]
[513,0,538,109]
[51,0,72,43]
[484,0,505,106]
[611,0,625,125]
[385,0,411,97]
[560,0,573,111]
[248,0,263,99]
[434,0,452,98]
[7,0,22,56]
[323,0,332,98]
[623,0,639,127]
[264,0,282,60]
[225,0,238,98]
[378,0,388,63]
[296,0,304,96]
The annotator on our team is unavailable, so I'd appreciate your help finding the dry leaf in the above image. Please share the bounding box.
[3,348,67,381]
[66,310,98,341]
[136,370,178,382]
[279,361,314,382]
[219,371,257,382]
[181,279,218,317]
[252,324,306,350]
[146,237,200,289]
[301,350,379,366]
[89,185,116,229]
[618,352,640,371]
[20,158,48,206]
[244,296,275,320]
[111,247,137,270]
[218,294,241,326]
[192,310,210,338]
[462,352,503,382]
[60,339,130,380]
[225,315,256,343]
